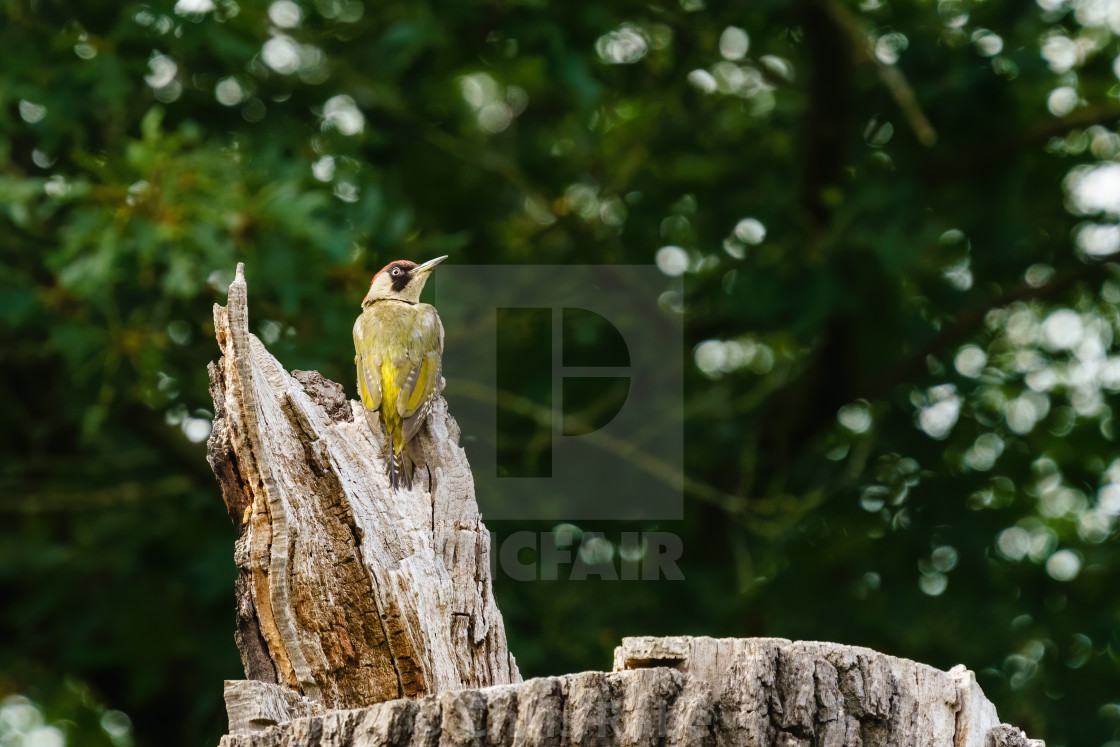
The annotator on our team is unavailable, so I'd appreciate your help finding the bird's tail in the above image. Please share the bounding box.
[365,412,413,491]
[388,446,414,491]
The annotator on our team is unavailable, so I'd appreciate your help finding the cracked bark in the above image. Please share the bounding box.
[207,265,1043,747]
[218,637,1043,747]
[207,263,520,715]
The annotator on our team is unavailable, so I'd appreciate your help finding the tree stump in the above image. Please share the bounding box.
[216,636,1044,747]
[206,265,1043,746]
[207,264,519,714]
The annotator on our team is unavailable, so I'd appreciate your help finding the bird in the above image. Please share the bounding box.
[353,255,447,490]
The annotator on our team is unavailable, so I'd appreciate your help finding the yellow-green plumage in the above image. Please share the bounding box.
[353,298,444,489]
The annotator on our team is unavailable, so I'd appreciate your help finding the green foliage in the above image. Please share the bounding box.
[3,0,1120,744]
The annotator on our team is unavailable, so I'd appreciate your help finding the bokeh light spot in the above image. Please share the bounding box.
[719,27,749,60]
[1045,549,1081,581]
[655,245,689,276]
[269,0,303,28]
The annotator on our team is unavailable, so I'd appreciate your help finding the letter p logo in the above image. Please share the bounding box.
[434,266,683,520]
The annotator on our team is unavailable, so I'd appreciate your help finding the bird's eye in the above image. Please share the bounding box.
[391,267,402,276]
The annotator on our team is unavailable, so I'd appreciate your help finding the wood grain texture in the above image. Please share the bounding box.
[218,637,1044,746]
[224,680,324,733]
[207,263,520,715]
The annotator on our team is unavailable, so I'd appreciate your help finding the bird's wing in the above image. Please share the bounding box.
[398,305,444,442]
[353,313,382,411]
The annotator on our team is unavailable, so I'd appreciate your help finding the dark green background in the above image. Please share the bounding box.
[3,0,1120,744]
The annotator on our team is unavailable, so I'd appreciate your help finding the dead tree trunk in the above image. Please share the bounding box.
[206,264,1042,747]
[207,263,520,714]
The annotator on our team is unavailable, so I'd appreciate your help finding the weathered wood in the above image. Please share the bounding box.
[223,680,324,733]
[611,636,1033,747]
[218,637,1044,747]
[207,263,520,714]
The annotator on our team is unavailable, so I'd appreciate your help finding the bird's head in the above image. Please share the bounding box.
[362,255,448,306]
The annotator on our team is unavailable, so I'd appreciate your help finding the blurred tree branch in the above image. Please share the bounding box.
[1027,105,1120,143]
[824,0,937,147]
[423,128,556,219]
[0,476,193,512]
[798,0,854,257]
[883,253,1120,391]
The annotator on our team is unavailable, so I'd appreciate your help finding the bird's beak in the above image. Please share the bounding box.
[414,255,448,275]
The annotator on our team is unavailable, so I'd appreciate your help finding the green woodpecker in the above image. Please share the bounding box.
[353,256,447,490]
